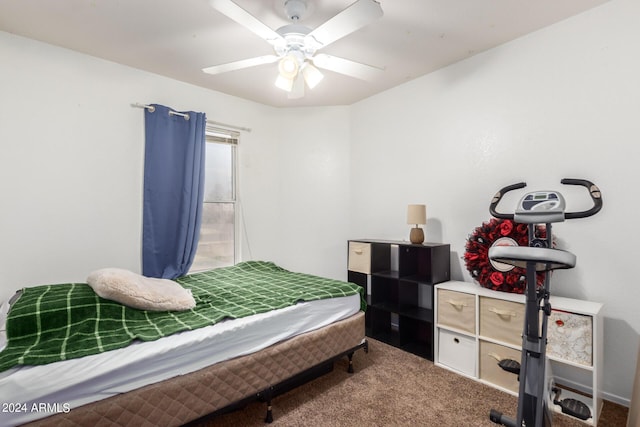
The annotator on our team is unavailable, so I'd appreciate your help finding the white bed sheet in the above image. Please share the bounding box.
[0,293,360,426]
[0,300,9,353]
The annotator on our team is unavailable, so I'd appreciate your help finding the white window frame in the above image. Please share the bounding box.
[190,125,239,272]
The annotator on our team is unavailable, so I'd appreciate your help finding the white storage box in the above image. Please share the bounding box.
[438,329,475,376]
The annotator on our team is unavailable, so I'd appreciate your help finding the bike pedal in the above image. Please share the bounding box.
[556,398,591,420]
[498,358,520,375]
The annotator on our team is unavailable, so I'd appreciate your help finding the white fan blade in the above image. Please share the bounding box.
[312,54,383,81]
[203,55,280,75]
[288,74,305,99]
[209,0,284,45]
[305,0,383,49]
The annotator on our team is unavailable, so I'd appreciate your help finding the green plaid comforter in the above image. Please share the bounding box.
[0,261,365,372]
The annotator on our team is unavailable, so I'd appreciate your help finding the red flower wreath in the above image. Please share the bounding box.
[463,218,548,294]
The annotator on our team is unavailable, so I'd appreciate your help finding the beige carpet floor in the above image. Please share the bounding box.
[195,338,627,426]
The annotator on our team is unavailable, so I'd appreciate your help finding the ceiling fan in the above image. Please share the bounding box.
[203,0,384,99]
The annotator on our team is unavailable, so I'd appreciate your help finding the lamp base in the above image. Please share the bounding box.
[410,227,424,244]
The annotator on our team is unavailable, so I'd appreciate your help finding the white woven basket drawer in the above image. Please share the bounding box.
[479,340,521,394]
[479,296,524,347]
[348,242,371,274]
[437,289,476,334]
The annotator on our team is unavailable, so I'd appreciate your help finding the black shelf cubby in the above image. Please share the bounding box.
[348,239,450,360]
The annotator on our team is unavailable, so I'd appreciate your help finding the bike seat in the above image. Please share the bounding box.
[489,246,576,271]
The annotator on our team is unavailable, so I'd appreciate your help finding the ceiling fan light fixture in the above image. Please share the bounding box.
[302,63,323,89]
[278,54,299,80]
[275,74,294,92]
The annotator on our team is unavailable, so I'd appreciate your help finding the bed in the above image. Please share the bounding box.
[0,261,367,426]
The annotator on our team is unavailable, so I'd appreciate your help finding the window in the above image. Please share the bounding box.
[189,126,238,272]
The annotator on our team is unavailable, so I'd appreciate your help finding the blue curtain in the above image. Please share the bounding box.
[142,104,206,278]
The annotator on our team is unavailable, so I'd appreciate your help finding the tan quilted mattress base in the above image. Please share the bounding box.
[25,311,365,427]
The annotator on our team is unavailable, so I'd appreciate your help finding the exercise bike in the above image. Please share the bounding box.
[487,178,602,427]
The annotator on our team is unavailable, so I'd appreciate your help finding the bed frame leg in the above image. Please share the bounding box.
[265,400,273,423]
[258,386,275,423]
[347,352,355,373]
[347,340,368,373]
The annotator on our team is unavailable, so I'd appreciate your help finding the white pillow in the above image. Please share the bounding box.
[86,268,196,312]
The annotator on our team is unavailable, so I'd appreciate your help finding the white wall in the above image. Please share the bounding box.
[349,0,640,405]
[267,106,352,280]
[237,105,352,280]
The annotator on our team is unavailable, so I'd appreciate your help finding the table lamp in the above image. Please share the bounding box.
[407,204,427,244]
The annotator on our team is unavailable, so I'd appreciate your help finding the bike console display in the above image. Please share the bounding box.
[515,191,566,224]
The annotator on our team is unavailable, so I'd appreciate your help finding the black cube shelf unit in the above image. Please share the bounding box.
[347,239,450,360]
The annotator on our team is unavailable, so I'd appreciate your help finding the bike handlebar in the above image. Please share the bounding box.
[560,178,603,219]
[489,182,526,220]
[489,178,602,220]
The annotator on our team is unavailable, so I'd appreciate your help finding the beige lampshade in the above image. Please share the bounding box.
[407,204,427,225]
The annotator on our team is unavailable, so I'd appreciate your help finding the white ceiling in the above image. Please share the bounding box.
[0,0,609,108]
